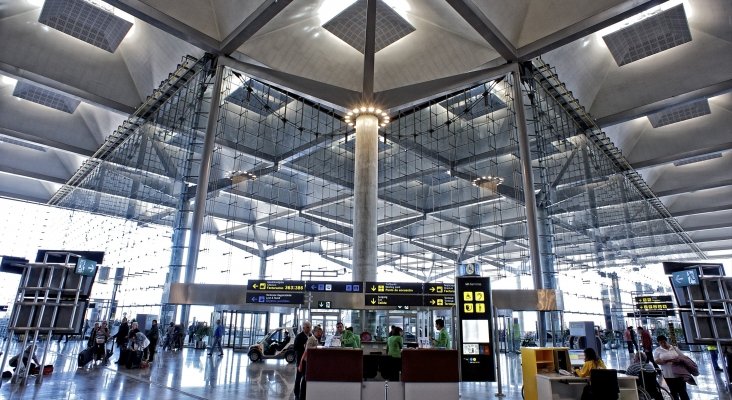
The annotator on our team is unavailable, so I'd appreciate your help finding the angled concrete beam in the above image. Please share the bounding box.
[377,215,425,235]
[631,141,732,170]
[216,236,260,257]
[0,61,136,114]
[0,165,68,185]
[104,0,220,53]
[321,254,352,270]
[518,0,667,59]
[654,179,732,198]
[220,0,293,54]
[0,127,96,157]
[299,212,353,236]
[409,240,456,261]
[595,79,732,127]
[446,0,517,61]
[266,237,314,257]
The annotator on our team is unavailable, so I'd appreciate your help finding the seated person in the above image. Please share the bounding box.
[624,352,656,377]
[9,344,40,374]
[574,347,606,378]
[273,331,291,352]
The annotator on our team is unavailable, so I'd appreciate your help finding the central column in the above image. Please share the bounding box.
[352,113,379,282]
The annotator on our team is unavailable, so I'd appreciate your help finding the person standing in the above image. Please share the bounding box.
[624,326,636,354]
[112,318,129,356]
[340,325,359,348]
[708,345,723,372]
[208,320,224,356]
[146,320,160,363]
[432,319,449,348]
[654,335,690,400]
[188,322,196,345]
[293,321,312,400]
[298,325,323,400]
[638,326,658,370]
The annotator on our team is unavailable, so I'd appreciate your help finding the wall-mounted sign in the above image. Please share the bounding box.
[307,281,363,293]
[246,293,304,305]
[248,280,305,292]
[634,295,675,316]
[365,282,423,294]
[425,283,455,294]
[75,258,97,277]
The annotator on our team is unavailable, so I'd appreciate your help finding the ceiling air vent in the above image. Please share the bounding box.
[13,81,81,113]
[673,153,722,167]
[603,4,691,66]
[323,0,415,53]
[647,99,711,128]
[39,0,132,53]
[0,136,47,153]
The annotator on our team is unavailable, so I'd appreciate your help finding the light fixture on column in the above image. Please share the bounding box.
[344,106,390,128]
[229,170,257,184]
[472,175,503,192]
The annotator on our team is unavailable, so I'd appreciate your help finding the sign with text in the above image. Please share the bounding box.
[246,293,304,305]
[425,295,456,307]
[635,295,675,316]
[307,281,363,293]
[457,276,495,382]
[315,300,333,309]
[365,294,423,308]
[248,280,305,292]
[425,283,455,294]
[365,282,423,294]
[671,270,699,287]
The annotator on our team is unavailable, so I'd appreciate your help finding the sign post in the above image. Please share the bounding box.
[457,276,496,382]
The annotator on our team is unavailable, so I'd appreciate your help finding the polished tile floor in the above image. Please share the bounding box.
[0,339,729,399]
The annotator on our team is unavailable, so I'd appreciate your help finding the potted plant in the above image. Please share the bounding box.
[195,323,212,349]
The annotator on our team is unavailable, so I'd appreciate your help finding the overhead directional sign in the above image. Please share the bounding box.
[248,280,305,292]
[365,294,423,307]
[426,283,455,295]
[425,295,456,307]
[246,293,304,305]
[316,300,333,309]
[635,295,675,316]
[307,281,363,293]
[365,282,423,294]
[671,270,699,287]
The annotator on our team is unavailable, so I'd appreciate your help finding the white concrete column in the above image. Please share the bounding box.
[352,113,379,282]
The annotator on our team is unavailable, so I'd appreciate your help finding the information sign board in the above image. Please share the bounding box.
[671,270,699,287]
[248,280,305,292]
[365,282,423,294]
[424,295,455,307]
[307,281,363,293]
[457,276,495,382]
[425,283,455,294]
[75,258,97,277]
[365,294,423,307]
[246,293,304,305]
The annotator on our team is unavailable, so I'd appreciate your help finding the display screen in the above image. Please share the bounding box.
[461,319,491,343]
[569,350,584,365]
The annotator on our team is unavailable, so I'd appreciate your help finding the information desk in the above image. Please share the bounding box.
[306,348,459,400]
[536,373,639,400]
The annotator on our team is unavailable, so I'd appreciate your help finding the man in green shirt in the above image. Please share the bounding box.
[338,322,359,348]
[433,319,449,348]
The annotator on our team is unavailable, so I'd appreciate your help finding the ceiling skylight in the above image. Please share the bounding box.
[647,99,710,128]
[322,0,415,53]
[38,0,133,53]
[602,4,691,66]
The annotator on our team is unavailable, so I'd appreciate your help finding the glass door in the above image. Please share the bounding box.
[223,311,268,350]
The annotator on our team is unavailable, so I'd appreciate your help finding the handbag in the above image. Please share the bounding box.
[674,347,699,376]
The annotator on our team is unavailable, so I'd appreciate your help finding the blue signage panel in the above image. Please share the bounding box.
[672,270,699,287]
[307,281,363,293]
[75,258,97,277]
[246,293,304,305]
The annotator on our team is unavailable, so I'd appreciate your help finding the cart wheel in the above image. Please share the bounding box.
[285,351,296,363]
[248,350,261,362]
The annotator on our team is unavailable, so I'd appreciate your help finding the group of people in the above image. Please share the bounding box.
[574,333,699,400]
[89,317,159,367]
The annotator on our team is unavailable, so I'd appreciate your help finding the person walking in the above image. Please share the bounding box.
[208,320,224,356]
[293,321,312,400]
[112,318,129,356]
[654,335,690,400]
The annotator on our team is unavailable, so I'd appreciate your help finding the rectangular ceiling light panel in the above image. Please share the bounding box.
[647,99,711,128]
[39,0,132,53]
[603,4,691,66]
[323,0,415,53]
[13,81,81,113]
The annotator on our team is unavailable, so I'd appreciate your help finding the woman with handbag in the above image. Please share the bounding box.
[653,335,693,400]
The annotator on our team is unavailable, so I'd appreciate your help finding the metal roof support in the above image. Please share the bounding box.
[512,65,547,346]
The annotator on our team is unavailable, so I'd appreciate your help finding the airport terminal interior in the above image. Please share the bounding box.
[0,0,731,399]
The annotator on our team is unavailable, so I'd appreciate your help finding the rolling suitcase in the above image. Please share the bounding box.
[78,347,94,367]
[126,350,143,369]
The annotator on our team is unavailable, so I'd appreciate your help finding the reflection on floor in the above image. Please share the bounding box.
[0,340,729,399]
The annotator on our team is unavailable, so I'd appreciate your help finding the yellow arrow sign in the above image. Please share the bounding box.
[371,298,376,305]
[430,299,436,305]
[371,286,377,291]
[429,287,435,292]
[252,283,258,289]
